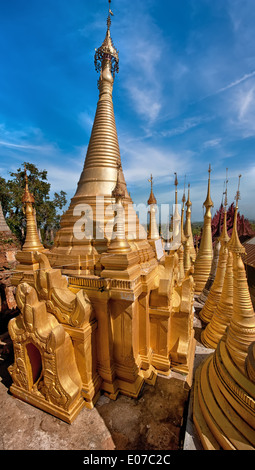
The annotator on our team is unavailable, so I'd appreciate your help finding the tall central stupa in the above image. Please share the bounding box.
[48,1,153,274]
[10,0,196,416]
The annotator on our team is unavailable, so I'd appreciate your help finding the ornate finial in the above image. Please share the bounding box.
[174,172,179,206]
[112,162,125,201]
[149,174,153,191]
[22,165,35,205]
[148,174,157,205]
[228,174,244,254]
[186,183,192,208]
[219,169,230,244]
[107,0,114,29]
[94,0,119,78]
[235,174,242,208]
[223,168,228,210]
[182,175,186,205]
[204,164,214,209]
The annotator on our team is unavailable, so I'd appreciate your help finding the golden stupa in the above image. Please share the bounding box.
[177,179,186,283]
[184,183,196,262]
[193,179,255,450]
[199,184,230,325]
[201,180,235,349]
[10,0,196,421]
[147,174,160,247]
[197,217,221,306]
[193,165,214,296]
[197,171,229,307]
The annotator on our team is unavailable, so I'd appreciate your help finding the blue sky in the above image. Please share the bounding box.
[0,0,255,221]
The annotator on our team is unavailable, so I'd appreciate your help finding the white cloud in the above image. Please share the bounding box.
[228,83,255,137]
[119,135,194,187]
[161,116,209,138]
[203,138,222,149]
[238,86,255,120]
[217,71,255,95]
[126,85,161,122]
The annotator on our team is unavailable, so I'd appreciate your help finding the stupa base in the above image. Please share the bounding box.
[171,333,197,387]
[10,384,85,424]
[193,339,255,450]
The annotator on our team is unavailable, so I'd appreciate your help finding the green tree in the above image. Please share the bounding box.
[0,162,67,245]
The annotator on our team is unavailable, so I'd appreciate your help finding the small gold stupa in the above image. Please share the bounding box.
[199,181,230,325]
[197,171,229,306]
[193,165,214,296]
[184,183,196,262]
[147,174,160,247]
[193,177,255,450]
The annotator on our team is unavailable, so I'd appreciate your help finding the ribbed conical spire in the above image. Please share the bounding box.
[184,183,196,260]
[172,173,181,249]
[147,174,159,241]
[225,176,255,374]
[202,250,233,348]
[199,174,230,319]
[178,180,186,281]
[200,173,234,345]
[193,165,214,295]
[22,167,44,253]
[50,1,154,272]
[181,179,187,245]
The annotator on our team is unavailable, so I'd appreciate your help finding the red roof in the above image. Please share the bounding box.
[243,237,255,268]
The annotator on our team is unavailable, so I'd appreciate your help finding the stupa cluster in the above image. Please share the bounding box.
[7,2,196,423]
[2,0,255,450]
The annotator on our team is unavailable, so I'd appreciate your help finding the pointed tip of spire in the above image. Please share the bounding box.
[186,183,192,208]
[228,175,245,253]
[203,164,214,208]
[147,174,157,205]
[223,167,229,210]
[219,208,230,244]
[22,167,35,204]
[94,0,119,77]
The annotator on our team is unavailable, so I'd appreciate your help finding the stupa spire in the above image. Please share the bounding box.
[225,176,255,374]
[172,173,181,249]
[197,169,229,307]
[147,174,159,241]
[219,169,230,245]
[203,163,214,211]
[94,0,119,79]
[184,183,196,260]
[22,166,44,253]
[108,163,131,253]
[181,177,187,245]
[199,170,229,325]
[193,165,214,295]
[227,174,243,254]
[50,0,155,272]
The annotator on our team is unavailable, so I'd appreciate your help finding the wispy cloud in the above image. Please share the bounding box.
[120,134,194,189]
[217,71,255,94]
[238,85,255,119]
[231,84,255,137]
[203,138,222,149]
[0,123,84,198]
[126,85,161,122]
[161,116,210,138]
